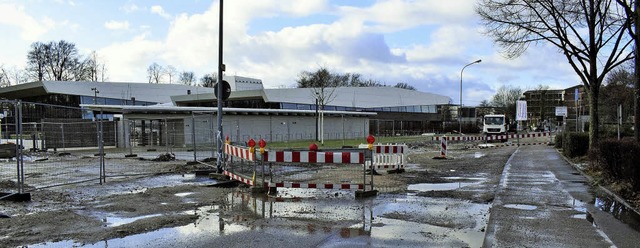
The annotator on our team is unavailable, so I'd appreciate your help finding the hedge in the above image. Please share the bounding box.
[562,132,589,158]
[590,138,640,191]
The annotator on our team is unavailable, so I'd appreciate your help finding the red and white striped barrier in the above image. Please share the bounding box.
[224,144,255,161]
[440,138,447,158]
[266,182,363,190]
[223,170,255,186]
[475,142,551,148]
[431,132,551,141]
[366,154,404,170]
[374,145,406,154]
[358,144,408,170]
[265,151,364,164]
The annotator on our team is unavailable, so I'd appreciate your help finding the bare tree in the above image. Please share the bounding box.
[86,51,108,82]
[477,0,634,147]
[147,62,164,84]
[26,40,90,81]
[490,85,523,122]
[200,73,217,88]
[394,82,416,90]
[296,67,339,108]
[479,100,491,107]
[614,0,640,141]
[0,65,9,87]
[26,41,48,81]
[2,66,27,85]
[165,65,177,84]
[179,71,196,85]
[47,40,81,81]
[601,65,635,125]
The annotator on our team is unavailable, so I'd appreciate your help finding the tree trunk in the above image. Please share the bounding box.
[635,0,640,142]
[588,85,600,149]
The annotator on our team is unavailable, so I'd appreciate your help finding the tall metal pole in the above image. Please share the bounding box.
[315,98,319,141]
[459,59,481,134]
[216,0,224,173]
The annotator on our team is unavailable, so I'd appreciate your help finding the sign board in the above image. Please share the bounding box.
[555,106,568,117]
[516,100,527,121]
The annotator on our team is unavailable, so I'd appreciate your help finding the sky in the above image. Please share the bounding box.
[0,0,581,106]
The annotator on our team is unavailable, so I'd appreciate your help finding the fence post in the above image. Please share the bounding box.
[99,109,105,184]
[164,119,169,154]
[191,113,196,162]
[60,123,66,153]
[15,100,24,193]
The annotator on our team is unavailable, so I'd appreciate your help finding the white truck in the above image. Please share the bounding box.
[483,114,508,141]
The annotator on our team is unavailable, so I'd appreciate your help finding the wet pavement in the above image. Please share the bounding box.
[29,188,490,248]
[483,145,640,248]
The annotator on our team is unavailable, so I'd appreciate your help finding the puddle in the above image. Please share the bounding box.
[503,204,537,210]
[572,214,588,219]
[180,174,217,183]
[174,192,194,197]
[30,191,489,247]
[408,182,477,192]
[593,191,640,232]
[404,163,425,172]
[104,214,162,227]
[374,196,489,246]
[407,177,484,192]
[272,188,353,199]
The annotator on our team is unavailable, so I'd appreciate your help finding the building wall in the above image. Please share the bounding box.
[182,114,369,145]
[223,76,264,91]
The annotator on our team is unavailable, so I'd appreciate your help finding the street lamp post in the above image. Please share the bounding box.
[91,87,99,104]
[459,59,481,134]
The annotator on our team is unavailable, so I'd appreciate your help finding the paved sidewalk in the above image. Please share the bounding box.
[483,145,637,247]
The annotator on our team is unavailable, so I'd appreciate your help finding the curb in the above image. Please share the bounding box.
[556,148,640,217]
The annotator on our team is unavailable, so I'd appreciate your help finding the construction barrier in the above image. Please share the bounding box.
[264,149,371,191]
[223,143,262,187]
[431,132,551,141]
[359,144,408,171]
[223,137,378,197]
[440,139,447,158]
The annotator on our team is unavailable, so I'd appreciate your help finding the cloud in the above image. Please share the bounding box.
[121,3,140,13]
[104,20,130,30]
[91,0,578,106]
[0,3,52,41]
[99,33,164,83]
[151,5,171,19]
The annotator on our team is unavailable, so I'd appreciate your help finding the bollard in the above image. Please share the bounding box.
[440,137,447,158]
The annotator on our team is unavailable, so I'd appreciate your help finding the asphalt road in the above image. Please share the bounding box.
[483,145,640,248]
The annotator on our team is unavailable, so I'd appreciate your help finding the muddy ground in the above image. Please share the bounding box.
[0,142,517,247]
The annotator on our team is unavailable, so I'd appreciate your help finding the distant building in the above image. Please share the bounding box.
[0,80,454,149]
[172,86,453,136]
[522,85,588,131]
[223,75,264,91]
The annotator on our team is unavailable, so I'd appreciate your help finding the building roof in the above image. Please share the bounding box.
[1,81,452,109]
[0,81,213,103]
[81,104,376,118]
[172,87,452,108]
[262,87,451,108]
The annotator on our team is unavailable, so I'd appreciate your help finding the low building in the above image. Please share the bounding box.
[0,79,453,149]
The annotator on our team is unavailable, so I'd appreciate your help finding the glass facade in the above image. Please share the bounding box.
[275,102,439,114]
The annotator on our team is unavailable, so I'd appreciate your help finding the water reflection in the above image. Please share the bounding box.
[592,191,640,232]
